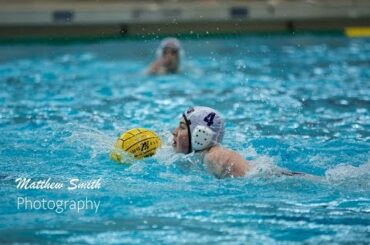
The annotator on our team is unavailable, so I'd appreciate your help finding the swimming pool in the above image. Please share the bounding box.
[0,35,369,244]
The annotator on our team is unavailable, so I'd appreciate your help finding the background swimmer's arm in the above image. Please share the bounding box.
[205,146,251,178]
[147,59,164,75]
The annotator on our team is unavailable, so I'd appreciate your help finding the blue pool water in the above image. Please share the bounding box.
[0,35,369,244]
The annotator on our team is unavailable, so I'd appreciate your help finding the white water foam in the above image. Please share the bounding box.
[325,159,370,187]
[64,124,115,158]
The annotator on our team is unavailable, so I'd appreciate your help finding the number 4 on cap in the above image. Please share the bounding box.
[204,113,216,126]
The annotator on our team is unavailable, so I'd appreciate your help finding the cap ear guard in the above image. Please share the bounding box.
[191,125,215,151]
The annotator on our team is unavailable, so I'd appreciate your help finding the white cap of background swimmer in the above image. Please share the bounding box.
[156,37,183,58]
[182,106,224,153]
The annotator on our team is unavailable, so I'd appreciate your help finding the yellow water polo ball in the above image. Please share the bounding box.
[110,128,161,164]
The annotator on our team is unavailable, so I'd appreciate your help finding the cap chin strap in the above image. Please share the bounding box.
[182,113,192,154]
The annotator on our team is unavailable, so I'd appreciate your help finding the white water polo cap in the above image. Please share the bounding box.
[182,106,224,153]
[156,37,183,58]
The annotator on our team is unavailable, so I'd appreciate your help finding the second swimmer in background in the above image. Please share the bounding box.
[147,37,182,75]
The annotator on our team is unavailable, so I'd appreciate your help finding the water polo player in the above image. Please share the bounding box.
[172,106,252,178]
[147,37,182,75]
[172,106,308,178]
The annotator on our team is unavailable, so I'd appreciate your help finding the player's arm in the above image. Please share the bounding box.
[147,59,165,74]
[204,146,251,178]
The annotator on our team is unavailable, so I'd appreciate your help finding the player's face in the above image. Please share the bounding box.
[162,47,179,72]
[172,118,189,154]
